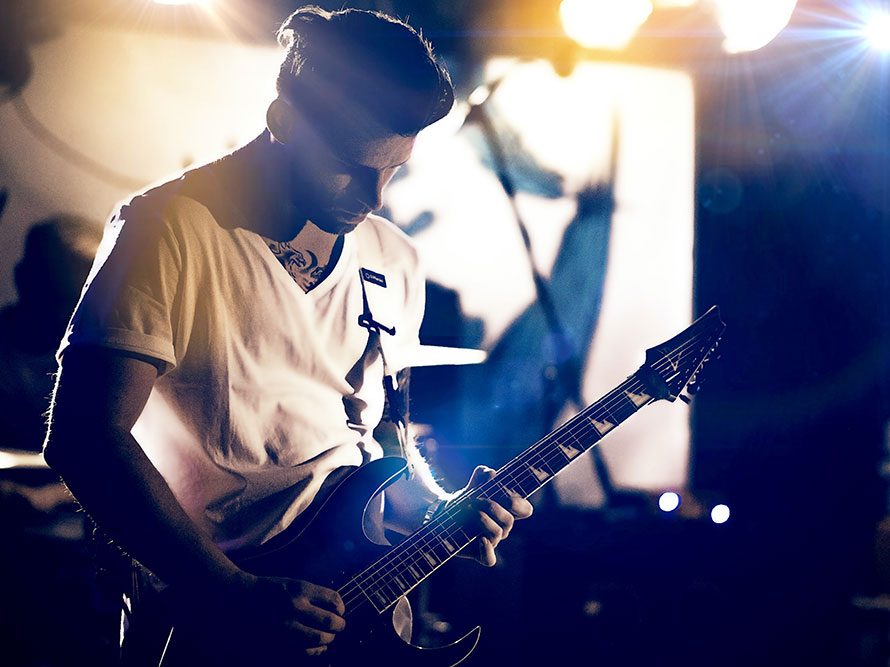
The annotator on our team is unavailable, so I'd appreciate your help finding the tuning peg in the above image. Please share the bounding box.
[679,393,692,405]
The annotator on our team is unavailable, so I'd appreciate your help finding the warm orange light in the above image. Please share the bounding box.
[560,0,654,50]
[715,0,797,53]
[153,0,209,5]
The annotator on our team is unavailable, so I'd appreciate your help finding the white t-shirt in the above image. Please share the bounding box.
[60,169,425,550]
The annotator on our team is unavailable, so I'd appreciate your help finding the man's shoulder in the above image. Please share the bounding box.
[111,165,228,242]
[116,169,207,221]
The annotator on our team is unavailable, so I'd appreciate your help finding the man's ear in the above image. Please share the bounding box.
[266,98,298,144]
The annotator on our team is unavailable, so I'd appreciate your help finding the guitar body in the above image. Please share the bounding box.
[149,458,480,667]
[235,457,480,667]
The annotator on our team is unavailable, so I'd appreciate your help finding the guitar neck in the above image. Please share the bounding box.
[339,371,655,615]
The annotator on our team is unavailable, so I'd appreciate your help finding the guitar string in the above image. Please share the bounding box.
[339,326,718,613]
[339,325,719,612]
[348,324,718,588]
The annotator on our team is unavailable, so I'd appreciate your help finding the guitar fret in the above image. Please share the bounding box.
[514,470,538,496]
[588,415,615,436]
[623,387,651,408]
[527,462,550,483]
[347,578,377,613]
[451,524,471,543]
[492,479,515,501]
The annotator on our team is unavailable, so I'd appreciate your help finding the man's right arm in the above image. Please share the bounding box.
[43,346,345,658]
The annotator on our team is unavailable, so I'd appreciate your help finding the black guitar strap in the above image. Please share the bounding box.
[356,267,413,476]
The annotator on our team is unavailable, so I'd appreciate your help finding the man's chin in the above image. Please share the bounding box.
[314,210,371,234]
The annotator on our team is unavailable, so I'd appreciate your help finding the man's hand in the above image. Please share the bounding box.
[460,466,533,567]
[193,573,347,661]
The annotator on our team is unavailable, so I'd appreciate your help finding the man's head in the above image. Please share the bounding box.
[266,7,454,235]
[274,6,453,138]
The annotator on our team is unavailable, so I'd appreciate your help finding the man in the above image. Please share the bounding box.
[43,7,532,665]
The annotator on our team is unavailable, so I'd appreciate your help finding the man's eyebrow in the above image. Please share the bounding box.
[335,153,411,170]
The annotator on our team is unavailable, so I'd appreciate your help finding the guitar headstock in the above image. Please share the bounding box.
[641,306,725,402]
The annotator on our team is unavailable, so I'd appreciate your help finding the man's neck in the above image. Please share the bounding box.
[208,131,311,239]
[264,221,344,293]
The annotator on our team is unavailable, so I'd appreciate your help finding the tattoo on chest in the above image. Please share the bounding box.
[267,240,328,288]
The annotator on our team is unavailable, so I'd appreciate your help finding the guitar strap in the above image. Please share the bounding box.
[356,267,413,477]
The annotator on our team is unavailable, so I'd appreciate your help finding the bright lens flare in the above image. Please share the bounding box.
[560,0,654,50]
[865,12,890,51]
[658,491,681,512]
[715,0,797,54]
[710,504,731,524]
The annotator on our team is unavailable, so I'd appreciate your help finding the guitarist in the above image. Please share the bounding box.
[43,7,532,665]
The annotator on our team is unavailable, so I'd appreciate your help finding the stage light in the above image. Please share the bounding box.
[864,11,890,51]
[153,0,208,5]
[710,504,731,524]
[560,0,654,50]
[658,491,681,512]
[714,0,797,53]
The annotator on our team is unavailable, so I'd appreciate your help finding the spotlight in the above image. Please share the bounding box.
[560,0,653,50]
[710,504,731,524]
[864,11,890,51]
[658,491,681,512]
[153,0,208,5]
[714,0,797,53]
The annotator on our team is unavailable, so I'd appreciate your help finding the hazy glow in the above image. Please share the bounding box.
[715,0,797,53]
[711,504,731,524]
[385,59,694,496]
[560,0,654,50]
[0,449,46,470]
[153,0,208,5]
[864,12,890,51]
[658,491,681,512]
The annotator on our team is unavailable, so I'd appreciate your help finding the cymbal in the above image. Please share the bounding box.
[405,345,487,368]
[0,448,48,470]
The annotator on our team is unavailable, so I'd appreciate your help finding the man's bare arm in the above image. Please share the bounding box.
[44,347,245,594]
[44,347,345,657]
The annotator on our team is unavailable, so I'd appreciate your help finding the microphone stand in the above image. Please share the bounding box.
[463,86,617,506]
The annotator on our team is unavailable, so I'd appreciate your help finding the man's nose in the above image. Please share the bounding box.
[358,170,388,211]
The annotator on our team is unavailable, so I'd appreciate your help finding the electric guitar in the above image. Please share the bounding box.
[151,306,725,666]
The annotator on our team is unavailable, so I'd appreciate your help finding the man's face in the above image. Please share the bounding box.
[287,115,416,235]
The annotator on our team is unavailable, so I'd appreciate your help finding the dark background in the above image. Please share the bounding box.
[1,1,888,665]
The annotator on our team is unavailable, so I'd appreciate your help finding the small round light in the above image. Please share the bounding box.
[658,491,681,512]
[710,504,731,524]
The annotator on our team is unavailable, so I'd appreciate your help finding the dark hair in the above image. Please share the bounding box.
[276,6,454,137]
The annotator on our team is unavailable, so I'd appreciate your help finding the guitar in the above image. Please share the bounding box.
[152,306,725,666]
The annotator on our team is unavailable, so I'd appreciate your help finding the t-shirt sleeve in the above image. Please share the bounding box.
[58,194,185,373]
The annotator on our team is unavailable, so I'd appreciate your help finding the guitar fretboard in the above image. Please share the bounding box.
[340,372,653,614]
